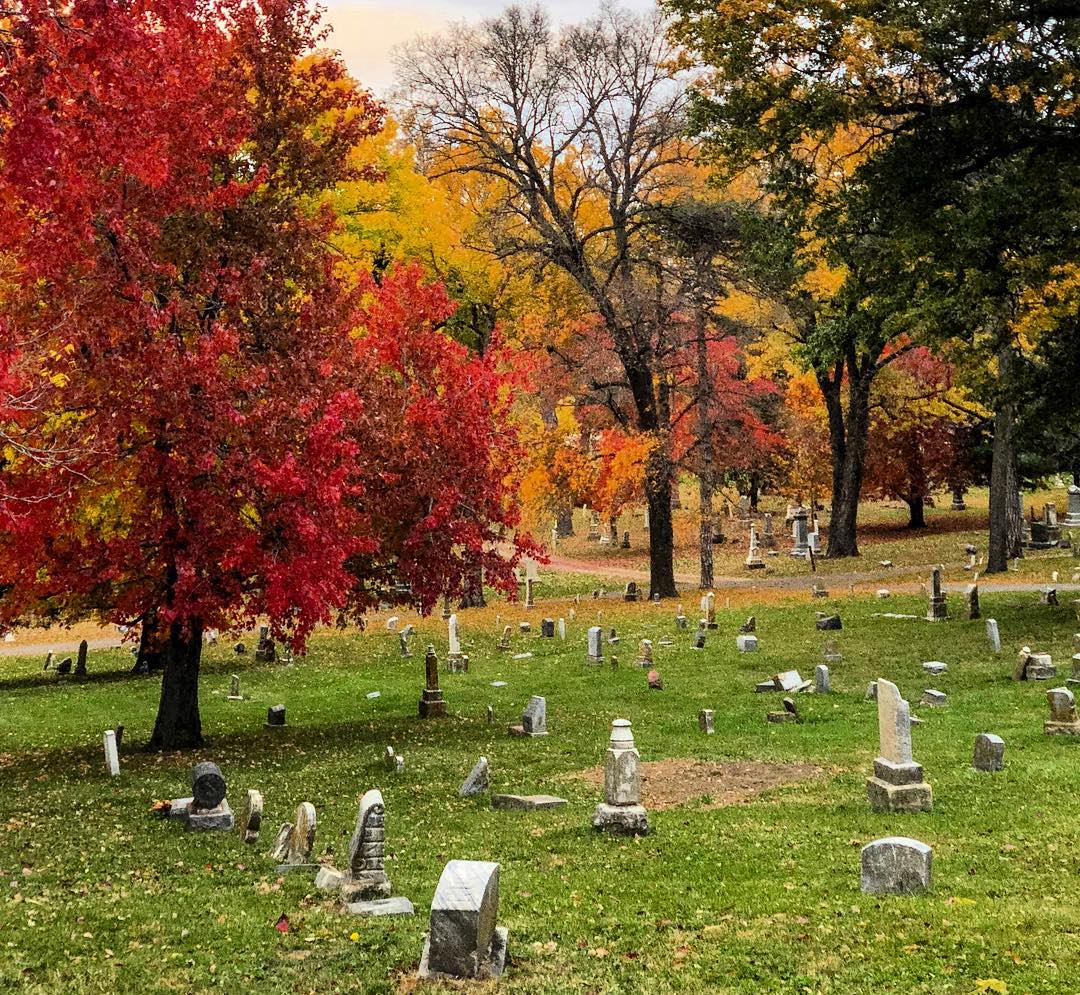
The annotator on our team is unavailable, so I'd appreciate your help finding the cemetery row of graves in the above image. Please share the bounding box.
[2,564,1080,993]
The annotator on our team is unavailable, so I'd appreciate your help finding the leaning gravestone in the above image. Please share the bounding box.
[103,729,120,777]
[1045,686,1080,736]
[592,719,648,835]
[860,837,932,895]
[419,860,508,980]
[459,757,491,797]
[866,679,932,813]
[973,733,1005,772]
[268,802,317,873]
[238,788,263,844]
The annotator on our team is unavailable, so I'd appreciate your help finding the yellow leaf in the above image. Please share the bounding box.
[974,981,1008,995]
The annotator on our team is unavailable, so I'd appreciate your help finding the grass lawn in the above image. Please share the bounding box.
[2,590,1080,994]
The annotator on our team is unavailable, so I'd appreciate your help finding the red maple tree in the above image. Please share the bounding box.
[0,0,528,749]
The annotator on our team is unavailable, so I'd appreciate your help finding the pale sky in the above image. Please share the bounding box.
[322,0,655,96]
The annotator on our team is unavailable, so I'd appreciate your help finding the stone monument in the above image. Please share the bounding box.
[866,679,932,813]
[419,644,448,718]
[418,860,507,980]
[592,719,649,835]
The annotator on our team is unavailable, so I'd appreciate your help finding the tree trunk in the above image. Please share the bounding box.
[131,608,163,674]
[748,474,760,511]
[147,618,204,751]
[645,446,678,598]
[458,563,486,608]
[988,344,1021,573]
[555,507,575,537]
[694,310,714,589]
[906,496,926,528]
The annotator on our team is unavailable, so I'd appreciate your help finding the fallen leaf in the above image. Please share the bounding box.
[274,914,290,934]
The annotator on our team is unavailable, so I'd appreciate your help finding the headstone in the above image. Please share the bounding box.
[636,638,653,668]
[698,709,715,734]
[269,802,318,872]
[675,607,688,630]
[587,510,601,541]
[1014,646,1056,681]
[557,618,566,640]
[922,661,947,675]
[816,614,842,631]
[919,689,947,707]
[972,733,1005,772]
[807,530,821,555]
[459,757,490,797]
[75,640,88,679]
[693,622,706,650]
[497,625,512,652]
[592,719,649,835]
[986,618,1001,654]
[341,789,391,900]
[43,651,53,671]
[524,577,536,609]
[866,678,932,813]
[621,531,630,549]
[702,591,717,629]
[865,680,878,700]
[814,664,830,694]
[1065,484,1080,527]
[810,582,828,599]
[623,581,638,602]
[738,494,751,519]
[739,615,756,633]
[1045,686,1080,735]
[951,489,967,511]
[56,657,72,676]
[103,729,120,777]
[399,630,412,659]
[822,640,842,663]
[1040,587,1059,606]
[255,624,276,662]
[860,837,932,895]
[447,614,468,672]
[736,634,758,652]
[926,566,948,621]
[491,794,567,810]
[965,581,980,620]
[385,616,399,631]
[266,704,286,727]
[762,512,776,548]
[745,525,765,569]
[790,507,810,557]
[238,788,263,843]
[419,644,448,717]
[508,695,547,737]
[540,618,555,638]
[587,626,603,664]
[169,762,234,831]
[418,860,507,980]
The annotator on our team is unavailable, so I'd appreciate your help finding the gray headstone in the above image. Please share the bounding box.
[972,733,1004,772]
[520,696,547,736]
[860,837,932,895]
[419,860,506,980]
[814,664,830,694]
[491,794,567,810]
[736,634,758,652]
[985,618,1001,653]
[191,762,226,810]
[266,704,286,727]
[459,757,490,797]
[239,788,263,844]
[698,709,715,734]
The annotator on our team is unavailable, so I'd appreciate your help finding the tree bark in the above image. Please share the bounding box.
[987,343,1021,573]
[555,507,575,537]
[645,444,678,598]
[458,563,486,608]
[131,608,163,674]
[695,310,714,589]
[147,617,204,751]
[906,495,926,528]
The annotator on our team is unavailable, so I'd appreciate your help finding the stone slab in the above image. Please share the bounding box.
[491,794,567,811]
[347,897,415,917]
[592,802,649,836]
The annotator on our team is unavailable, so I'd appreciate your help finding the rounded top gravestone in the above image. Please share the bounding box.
[191,761,226,809]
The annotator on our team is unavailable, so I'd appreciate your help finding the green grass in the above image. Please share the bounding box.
[2,591,1079,994]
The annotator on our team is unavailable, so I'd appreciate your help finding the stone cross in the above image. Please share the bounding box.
[103,729,120,777]
[419,860,507,980]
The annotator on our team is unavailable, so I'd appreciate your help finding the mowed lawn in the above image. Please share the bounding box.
[2,591,1079,994]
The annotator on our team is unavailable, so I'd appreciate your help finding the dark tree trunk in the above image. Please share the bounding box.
[147,618,204,751]
[906,496,926,528]
[645,446,678,598]
[458,563,486,609]
[988,344,1022,573]
[819,353,873,559]
[555,507,575,537]
[694,311,714,589]
[131,609,163,674]
[748,474,760,511]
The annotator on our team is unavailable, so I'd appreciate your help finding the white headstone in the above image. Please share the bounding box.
[557,618,566,640]
[448,614,461,656]
[876,678,913,765]
[985,618,1001,654]
[587,626,603,660]
[103,729,120,777]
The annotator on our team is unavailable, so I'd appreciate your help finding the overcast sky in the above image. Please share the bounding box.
[322,0,656,96]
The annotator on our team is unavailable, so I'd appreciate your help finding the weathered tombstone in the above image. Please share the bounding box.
[459,757,490,797]
[986,618,1001,654]
[269,802,318,872]
[965,580,980,620]
[509,695,547,737]
[540,618,555,638]
[587,626,603,664]
[227,674,242,701]
[103,729,120,777]
[1040,586,1059,606]
[399,629,413,659]
[238,788,263,843]
[385,616,399,631]
[1065,484,1080,527]
[762,512,776,548]
[972,733,1005,772]
[771,670,808,692]
[623,581,638,602]
[736,634,758,652]
[524,577,536,609]
[42,651,53,671]
[592,719,648,835]
[951,488,967,511]
[693,622,706,650]
[816,614,842,631]
[1045,686,1080,735]
[675,606,688,630]
[822,639,842,663]
[814,664,830,694]
[255,624,276,662]
[740,615,756,633]
[922,661,948,675]
[266,704,286,727]
[646,668,663,690]
[447,614,468,672]
[702,591,717,629]
[698,709,715,734]
[442,594,452,620]
[168,762,234,831]
[866,679,932,813]
[811,582,829,599]
[557,617,566,640]
[491,793,567,810]
[636,639,653,668]
[56,657,72,676]
[620,530,630,549]
[919,689,947,707]
[337,789,393,903]
[926,566,948,621]
[860,837,932,895]
[744,525,765,570]
[738,494,751,519]
[790,507,810,557]
[419,644,447,718]
[418,860,507,980]
[74,640,88,679]
[496,625,512,652]
[1014,646,1056,681]
[587,510,601,541]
